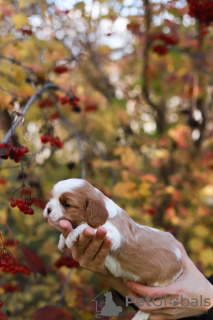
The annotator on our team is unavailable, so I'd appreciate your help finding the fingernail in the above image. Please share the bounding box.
[126,282,131,288]
[84,229,91,236]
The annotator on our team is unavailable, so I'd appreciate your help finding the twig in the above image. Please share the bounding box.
[81,133,116,185]
[1,82,58,144]
[53,101,86,179]
[0,216,16,241]
[58,268,73,306]
[0,55,36,89]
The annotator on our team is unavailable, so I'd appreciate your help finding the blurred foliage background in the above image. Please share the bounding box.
[0,0,213,319]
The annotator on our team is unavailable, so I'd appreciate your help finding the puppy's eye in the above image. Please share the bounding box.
[63,201,71,208]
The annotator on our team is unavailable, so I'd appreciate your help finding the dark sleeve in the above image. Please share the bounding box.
[114,275,213,319]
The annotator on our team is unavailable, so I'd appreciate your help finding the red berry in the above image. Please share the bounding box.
[28,208,34,215]
[0,143,5,148]
[10,201,16,208]
[31,196,37,202]
[17,198,23,204]
[0,301,2,307]
[23,204,29,210]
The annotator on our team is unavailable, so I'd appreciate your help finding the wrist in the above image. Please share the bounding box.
[202,283,213,313]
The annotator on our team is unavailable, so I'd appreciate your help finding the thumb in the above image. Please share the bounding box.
[59,220,72,238]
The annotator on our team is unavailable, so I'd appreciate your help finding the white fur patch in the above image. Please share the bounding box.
[151,267,183,287]
[43,198,64,221]
[175,247,182,261]
[102,221,121,251]
[53,179,85,197]
[104,197,121,218]
[105,255,140,282]
[95,187,121,218]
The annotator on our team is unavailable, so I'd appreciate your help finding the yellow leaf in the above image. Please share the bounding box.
[165,186,175,194]
[18,0,26,9]
[11,13,28,28]
[138,181,151,197]
[125,205,136,217]
[114,147,124,156]
[0,208,7,221]
[194,225,210,238]
[188,238,204,252]
[113,182,137,199]
[121,147,137,167]
[154,149,169,160]
[200,248,213,266]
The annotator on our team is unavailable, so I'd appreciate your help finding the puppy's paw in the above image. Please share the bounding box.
[58,233,66,252]
[65,232,78,250]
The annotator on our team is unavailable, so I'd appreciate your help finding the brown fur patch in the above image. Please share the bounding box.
[58,181,108,228]
[85,198,108,228]
[109,210,182,285]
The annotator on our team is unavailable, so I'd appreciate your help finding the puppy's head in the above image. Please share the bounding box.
[43,179,109,231]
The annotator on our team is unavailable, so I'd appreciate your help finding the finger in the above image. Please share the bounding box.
[128,289,169,312]
[72,227,95,259]
[93,236,112,263]
[83,227,108,262]
[149,315,173,320]
[59,220,72,238]
[126,282,175,298]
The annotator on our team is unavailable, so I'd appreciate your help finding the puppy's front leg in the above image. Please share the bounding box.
[58,233,66,252]
[65,224,91,250]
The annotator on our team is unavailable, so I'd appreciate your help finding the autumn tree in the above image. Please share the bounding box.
[0,0,212,319]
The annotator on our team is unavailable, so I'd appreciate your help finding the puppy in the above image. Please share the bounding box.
[43,178,183,320]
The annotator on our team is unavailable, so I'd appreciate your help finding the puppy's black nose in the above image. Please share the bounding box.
[47,207,51,215]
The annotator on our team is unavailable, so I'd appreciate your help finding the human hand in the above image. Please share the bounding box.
[59,220,112,275]
[126,241,213,320]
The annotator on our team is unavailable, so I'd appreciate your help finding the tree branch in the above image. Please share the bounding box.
[58,268,73,306]
[53,101,86,179]
[1,83,58,144]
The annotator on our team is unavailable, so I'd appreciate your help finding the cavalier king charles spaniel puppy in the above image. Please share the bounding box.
[43,178,183,320]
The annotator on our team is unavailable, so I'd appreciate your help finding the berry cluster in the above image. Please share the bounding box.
[11,197,35,215]
[0,141,29,162]
[2,284,19,293]
[151,33,178,45]
[188,0,213,23]
[60,96,80,107]
[147,208,156,215]
[0,178,7,184]
[84,105,98,112]
[33,198,46,210]
[55,255,79,268]
[10,184,36,215]
[39,98,54,108]
[40,135,64,148]
[152,45,168,55]
[17,28,33,36]
[53,66,69,74]
[1,261,31,275]
[0,248,15,269]
[151,33,178,56]
[50,112,60,120]
[3,240,19,247]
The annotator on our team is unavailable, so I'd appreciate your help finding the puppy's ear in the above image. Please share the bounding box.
[85,199,108,228]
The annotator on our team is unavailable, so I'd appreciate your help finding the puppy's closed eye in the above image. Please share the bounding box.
[63,201,71,208]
